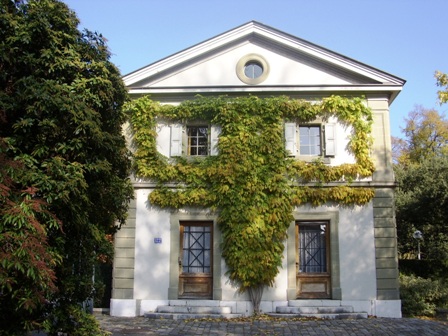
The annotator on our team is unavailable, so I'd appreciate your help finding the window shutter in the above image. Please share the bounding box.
[210,125,221,156]
[170,124,183,157]
[324,123,336,156]
[284,122,297,156]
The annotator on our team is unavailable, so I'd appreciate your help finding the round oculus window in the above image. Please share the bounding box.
[236,54,269,85]
[244,61,263,79]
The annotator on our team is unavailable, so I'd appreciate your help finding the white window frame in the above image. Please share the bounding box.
[299,124,323,157]
[284,122,336,160]
[169,123,220,157]
[187,125,209,156]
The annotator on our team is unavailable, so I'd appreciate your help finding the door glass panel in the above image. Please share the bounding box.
[298,223,327,273]
[182,225,211,274]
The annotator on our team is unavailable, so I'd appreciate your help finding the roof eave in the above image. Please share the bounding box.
[127,84,403,104]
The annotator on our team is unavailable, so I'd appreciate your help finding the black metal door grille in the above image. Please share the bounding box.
[182,225,211,274]
[299,223,327,273]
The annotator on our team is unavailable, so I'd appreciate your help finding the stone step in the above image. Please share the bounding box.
[145,303,241,320]
[276,305,354,314]
[157,305,232,314]
[287,300,345,307]
[267,312,368,319]
[168,300,221,307]
[144,312,242,320]
[271,304,367,319]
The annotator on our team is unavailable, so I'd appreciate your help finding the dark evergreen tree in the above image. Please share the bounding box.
[0,0,133,333]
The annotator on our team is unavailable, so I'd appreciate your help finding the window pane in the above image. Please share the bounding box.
[187,126,208,156]
[301,147,310,155]
[300,135,310,145]
[310,144,320,155]
[198,147,208,155]
[299,126,321,156]
[188,128,197,136]
[244,62,263,79]
[309,134,319,145]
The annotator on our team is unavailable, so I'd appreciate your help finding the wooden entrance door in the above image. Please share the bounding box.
[296,221,331,299]
[179,222,213,299]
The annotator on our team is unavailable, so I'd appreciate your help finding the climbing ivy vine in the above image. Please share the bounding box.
[126,95,375,311]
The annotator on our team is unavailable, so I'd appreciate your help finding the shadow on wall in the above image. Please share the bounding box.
[133,199,173,300]
[339,204,377,300]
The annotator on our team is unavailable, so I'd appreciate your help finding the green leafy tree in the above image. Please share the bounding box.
[395,156,448,261]
[393,106,448,165]
[0,140,61,334]
[0,0,133,334]
[394,78,448,264]
[391,136,407,164]
[435,70,448,104]
[400,273,448,316]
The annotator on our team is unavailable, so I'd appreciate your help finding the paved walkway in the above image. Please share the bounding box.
[96,314,448,336]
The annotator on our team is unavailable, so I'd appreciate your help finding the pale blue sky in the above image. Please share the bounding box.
[63,0,447,137]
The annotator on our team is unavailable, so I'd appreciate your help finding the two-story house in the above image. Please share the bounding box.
[111,21,405,318]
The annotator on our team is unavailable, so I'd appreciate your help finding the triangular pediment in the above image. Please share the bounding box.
[124,21,404,100]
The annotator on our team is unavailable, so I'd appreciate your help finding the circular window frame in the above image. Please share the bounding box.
[236,54,270,85]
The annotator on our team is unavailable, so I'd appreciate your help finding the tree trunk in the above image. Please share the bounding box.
[248,285,264,315]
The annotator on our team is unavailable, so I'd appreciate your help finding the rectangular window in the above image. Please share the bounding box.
[168,124,220,157]
[187,126,208,156]
[299,125,321,156]
[284,123,335,158]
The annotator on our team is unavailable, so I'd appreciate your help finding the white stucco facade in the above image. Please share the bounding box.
[111,192,400,317]
[111,21,404,318]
